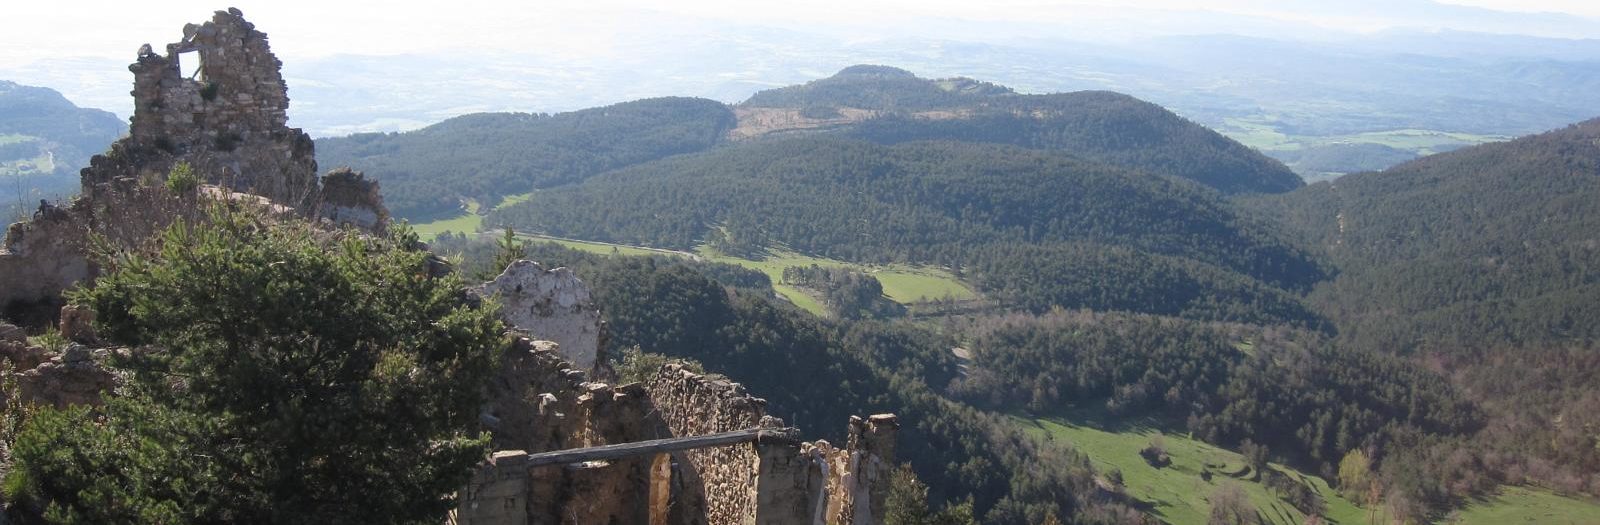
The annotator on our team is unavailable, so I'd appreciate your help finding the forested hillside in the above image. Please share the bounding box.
[955,311,1480,476]
[317,66,1304,224]
[429,235,1145,523]
[1242,118,1600,513]
[0,80,124,216]
[318,67,1600,523]
[1246,118,1600,353]
[314,97,735,219]
[0,81,123,166]
[745,66,1304,194]
[487,138,1326,325]
[429,233,1550,524]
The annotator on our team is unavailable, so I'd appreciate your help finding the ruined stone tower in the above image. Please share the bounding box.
[88,7,317,206]
[0,8,386,323]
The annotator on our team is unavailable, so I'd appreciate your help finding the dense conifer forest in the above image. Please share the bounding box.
[1239,118,1600,513]
[315,97,735,219]
[485,138,1325,325]
[316,66,1304,221]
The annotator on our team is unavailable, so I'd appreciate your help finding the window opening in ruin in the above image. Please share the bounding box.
[179,50,203,81]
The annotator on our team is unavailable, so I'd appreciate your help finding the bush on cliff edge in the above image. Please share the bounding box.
[4,206,505,524]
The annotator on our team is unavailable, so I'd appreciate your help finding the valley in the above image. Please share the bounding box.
[378,66,1600,524]
[6,5,1600,521]
[418,208,974,317]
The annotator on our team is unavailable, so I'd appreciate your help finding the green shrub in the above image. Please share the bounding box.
[5,207,506,524]
[163,162,199,194]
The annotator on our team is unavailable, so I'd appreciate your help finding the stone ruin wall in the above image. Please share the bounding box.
[114,8,315,207]
[472,336,656,524]
[0,9,387,325]
[0,206,90,325]
[643,363,774,524]
[459,331,897,525]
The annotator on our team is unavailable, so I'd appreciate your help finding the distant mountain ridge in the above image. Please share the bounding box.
[738,66,1304,194]
[0,80,125,214]
[0,81,123,155]
[317,65,1303,220]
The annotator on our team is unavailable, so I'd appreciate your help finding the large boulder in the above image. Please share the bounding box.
[476,260,605,374]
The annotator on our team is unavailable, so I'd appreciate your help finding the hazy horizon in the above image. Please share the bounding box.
[5,1,1600,138]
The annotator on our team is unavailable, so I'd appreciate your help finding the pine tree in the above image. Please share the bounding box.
[5,207,506,524]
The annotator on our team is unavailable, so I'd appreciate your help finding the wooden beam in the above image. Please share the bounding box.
[522,428,800,467]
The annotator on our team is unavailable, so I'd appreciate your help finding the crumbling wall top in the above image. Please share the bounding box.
[105,7,318,207]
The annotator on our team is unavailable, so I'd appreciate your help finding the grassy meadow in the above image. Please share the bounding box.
[1018,413,1366,525]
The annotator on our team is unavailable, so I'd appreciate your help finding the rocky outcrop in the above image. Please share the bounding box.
[16,345,115,409]
[0,323,49,371]
[318,167,388,232]
[0,9,389,326]
[477,261,605,375]
[0,320,116,409]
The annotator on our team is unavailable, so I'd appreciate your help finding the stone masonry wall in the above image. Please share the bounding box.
[0,204,89,324]
[460,345,898,525]
[113,8,318,207]
[644,363,777,525]
[466,336,657,525]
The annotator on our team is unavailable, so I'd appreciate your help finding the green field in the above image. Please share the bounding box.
[1448,486,1600,524]
[693,246,976,316]
[1219,117,1507,157]
[1318,129,1509,156]
[517,233,689,259]
[1,152,55,176]
[408,192,531,240]
[1017,413,1367,525]
[1019,412,1600,525]
[1221,117,1300,151]
[410,194,975,316]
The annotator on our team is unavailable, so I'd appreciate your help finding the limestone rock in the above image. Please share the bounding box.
[0,322,24,343]
[0,340,50,371]
[17,345,116,408]
[318,167,388,232]
[58,304,97,344]
[477,260,604,374]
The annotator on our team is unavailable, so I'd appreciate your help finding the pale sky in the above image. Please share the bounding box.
[3,0,1598,69]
